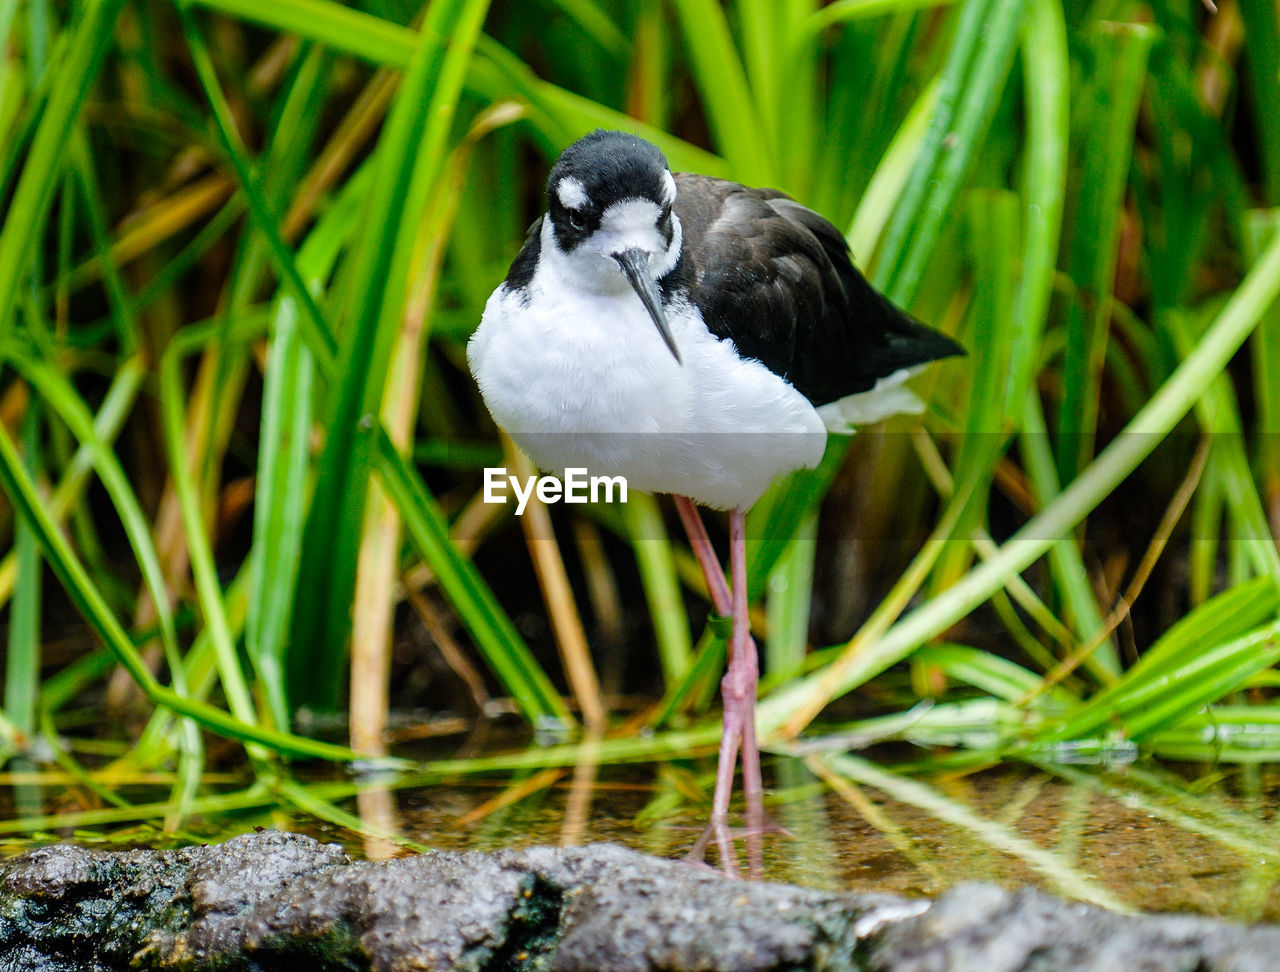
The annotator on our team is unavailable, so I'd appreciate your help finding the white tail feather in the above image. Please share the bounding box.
[816,366,927,431]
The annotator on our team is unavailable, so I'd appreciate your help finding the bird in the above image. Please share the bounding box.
[468,129,962,874]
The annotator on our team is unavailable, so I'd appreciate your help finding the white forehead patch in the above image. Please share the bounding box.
[661,170,676,206]
[601,197,663,231]
[556,177,590,210]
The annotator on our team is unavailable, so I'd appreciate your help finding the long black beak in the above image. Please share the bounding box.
[614,248,681,364]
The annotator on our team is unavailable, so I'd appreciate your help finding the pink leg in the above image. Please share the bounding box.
[674,498,767,877]
[728,507,765,877]
[673,495,730,614]
[675,495,738,870]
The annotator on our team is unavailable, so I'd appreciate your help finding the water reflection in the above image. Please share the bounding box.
[376,756,1280,919]
[3,753,1278,920]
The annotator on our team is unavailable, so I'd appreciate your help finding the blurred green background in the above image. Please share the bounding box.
[3,0,1280,895]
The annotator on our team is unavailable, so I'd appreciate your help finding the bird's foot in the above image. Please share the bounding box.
[681,812,790,878]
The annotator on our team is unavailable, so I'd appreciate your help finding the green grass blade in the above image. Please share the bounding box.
[876,0,1024,303]
[0,359,142,609]
[372,430,572,727]
[291,0,491,710]
[13,353,182,674]
[743,0,1021,613]
[11,350,204,779]
[176,6,338,373]
[1034,576,1280,744]
[913,643,1075,707]
[930,190,1019,592]
[186,0,730,178]
[245,297,315,730]
[0,391,373,763]
[244,155,366,730]
[766,511,817,683]
[470,38,730,178]
[1166,309,1280,582]
[760,225,1280,731]
[1019,389,1114,678]
[5,407,41,738]
[185,0,415,67]
[1055,21,1155,484]
[1150,705,1280,764]
[846,76,940,262]
[0,0,125,339]
[741,0,818,190]
[668,0,773,183]
[1238,0,1280,204]
[809,0,960,30]
[546,0,629,60]
[159,323,261,734]
[1246,211,1280,535]
[624,494,693,688]
[1007,0,1068,413]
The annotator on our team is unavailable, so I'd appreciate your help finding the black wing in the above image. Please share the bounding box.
[666,174,962,407]
[502,215,544,295]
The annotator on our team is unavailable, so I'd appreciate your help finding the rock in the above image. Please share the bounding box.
[1,830,1277,971]
[869,881,1280,972]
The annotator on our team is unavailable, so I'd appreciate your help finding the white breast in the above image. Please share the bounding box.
[468,253,828,510]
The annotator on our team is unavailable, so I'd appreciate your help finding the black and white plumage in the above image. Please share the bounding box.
[662,172,960,408]
[468,130,961,873]
[469,130,961,511]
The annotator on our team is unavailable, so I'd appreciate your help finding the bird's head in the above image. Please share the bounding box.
[544,130,682,363]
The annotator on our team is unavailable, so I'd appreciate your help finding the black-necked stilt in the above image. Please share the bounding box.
[468,130,962,873]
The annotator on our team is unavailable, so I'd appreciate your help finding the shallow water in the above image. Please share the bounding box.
[3,745,1278,920]
[325,754,1280,920]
